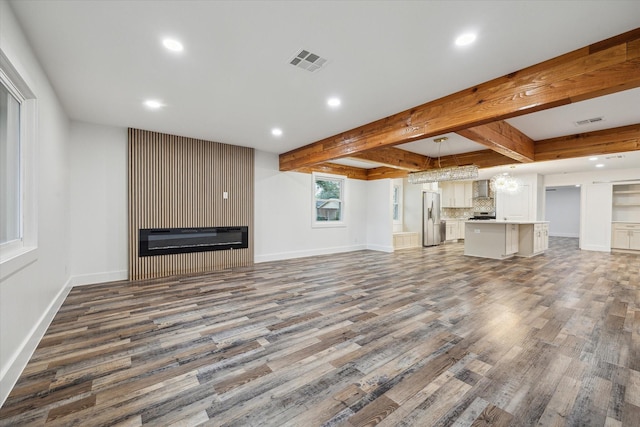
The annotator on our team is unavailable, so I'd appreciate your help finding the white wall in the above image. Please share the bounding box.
[366,179,393,252]
[545,167,640,252]
[69,121,128,285]
[403,179,424,238]
[545,186,580,237]
[0,1,71,404]
[254,150,368,262]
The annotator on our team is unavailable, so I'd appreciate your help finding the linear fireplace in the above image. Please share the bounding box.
[139,226,248,257]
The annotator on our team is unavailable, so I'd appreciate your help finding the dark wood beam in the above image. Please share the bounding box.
[280,28,640,171]
[456,121,535,163]
[535,123,640,161]
[352,146,431,171]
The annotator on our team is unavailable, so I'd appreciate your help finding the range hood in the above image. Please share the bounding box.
[474,180,492,199]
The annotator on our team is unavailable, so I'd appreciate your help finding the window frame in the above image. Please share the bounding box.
[312,172,347,228]
[0,49,38,279]
[392,182,403,225]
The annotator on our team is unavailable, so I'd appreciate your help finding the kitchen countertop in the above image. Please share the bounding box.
[465,220,549,224]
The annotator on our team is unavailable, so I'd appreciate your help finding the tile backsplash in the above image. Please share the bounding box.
[441,181,495,219]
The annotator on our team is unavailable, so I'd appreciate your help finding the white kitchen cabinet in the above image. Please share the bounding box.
[464,221,525,259]
[517,222,549,257]
[440,182,473,208]
[611,223,640,251]
[458,220,466,240]
[445,220,460,240]
[505,223,519,255]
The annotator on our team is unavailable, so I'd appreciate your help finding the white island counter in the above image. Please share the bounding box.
[464,221,549,260]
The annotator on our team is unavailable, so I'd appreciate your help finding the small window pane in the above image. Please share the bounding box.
[0,83,21,244]
[315,177,343,223]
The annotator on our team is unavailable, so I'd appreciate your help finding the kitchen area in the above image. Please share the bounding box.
[396,173,550,259]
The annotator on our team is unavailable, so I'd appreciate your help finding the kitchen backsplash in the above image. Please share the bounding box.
[442,208,473,219]
[442,181,496,219]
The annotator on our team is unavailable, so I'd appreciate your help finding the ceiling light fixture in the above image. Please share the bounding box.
[327,97,341,107]
[143,99,164,109]
[162,38,184,52]
[455,33,477,46]
[595,163,605,168]
[491,173,522,194]
[271,128,283,137]
[589,157,598,161]
[408,136,478,184]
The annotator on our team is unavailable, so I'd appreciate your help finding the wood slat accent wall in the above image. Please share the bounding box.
[128,128,254,280]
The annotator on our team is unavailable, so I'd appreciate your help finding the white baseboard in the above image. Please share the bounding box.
[579,244,611,252]
[0,277,72,407]
[366,244,394,253]
[255,244,367,263]
[70,270,128,287]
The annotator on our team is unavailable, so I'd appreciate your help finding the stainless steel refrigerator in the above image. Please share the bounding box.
[423,191,446,246]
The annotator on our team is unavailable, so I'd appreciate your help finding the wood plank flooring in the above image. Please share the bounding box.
[1,237,639,426]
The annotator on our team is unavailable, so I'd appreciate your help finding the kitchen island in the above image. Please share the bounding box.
[464,220,549,260]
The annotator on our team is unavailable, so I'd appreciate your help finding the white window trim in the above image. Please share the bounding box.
[392,182,403,225]
[312,172,347,228]
[0,49,38,279]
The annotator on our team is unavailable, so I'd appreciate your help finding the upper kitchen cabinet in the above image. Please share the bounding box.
[495,174,544,221]
[440,181,473,208]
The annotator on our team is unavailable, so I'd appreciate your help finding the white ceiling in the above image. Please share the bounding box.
[9,0,640,176]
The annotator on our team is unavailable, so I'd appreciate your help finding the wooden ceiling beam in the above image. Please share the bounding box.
[294,124,640,181]
[430,150,517,170]
[294,162,369,180]
[456,121,535,163]
[366,167,409,180]
[534,123,640,161]
[351,146,431,171]
[280,28,640,171]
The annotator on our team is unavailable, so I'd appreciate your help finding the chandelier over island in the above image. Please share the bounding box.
[408,164,479,184]
[407,136,479,184]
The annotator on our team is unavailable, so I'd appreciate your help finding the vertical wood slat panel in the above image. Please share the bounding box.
[128,128,254,280]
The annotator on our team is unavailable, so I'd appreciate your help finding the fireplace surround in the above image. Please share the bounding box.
[139,226,249,257]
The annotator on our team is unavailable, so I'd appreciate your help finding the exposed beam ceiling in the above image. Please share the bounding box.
[351,147,430,171]
[534,123,640,162]
[455,121,535,163]
[280,28,640,173]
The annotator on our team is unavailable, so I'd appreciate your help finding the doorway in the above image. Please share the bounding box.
[545,186,581,239]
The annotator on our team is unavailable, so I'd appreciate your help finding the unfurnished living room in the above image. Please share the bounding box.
[1,1,640,426]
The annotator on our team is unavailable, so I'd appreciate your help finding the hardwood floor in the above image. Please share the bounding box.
[1,237,639,426]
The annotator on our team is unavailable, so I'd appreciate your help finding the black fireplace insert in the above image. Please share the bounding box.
[139,226,248,257]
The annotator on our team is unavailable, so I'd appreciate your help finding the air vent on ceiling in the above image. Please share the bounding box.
[605,154,625,160]
[574,116,604,126]
[289,49,328,72]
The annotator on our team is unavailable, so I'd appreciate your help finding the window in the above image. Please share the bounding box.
[392,180,403,227]
[313,172,346,227]
[1,49,37,273]
[392,184,400,222]
[1,80,21,245]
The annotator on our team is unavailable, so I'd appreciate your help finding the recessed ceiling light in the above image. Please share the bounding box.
[271,128,283,137]
[143,99,164,109]
[589,156,598,161]
[327,97,341,107]
[162,38,184,52]
[455,33,477,46]
[575,184,581,187]
[595,164,605,168]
